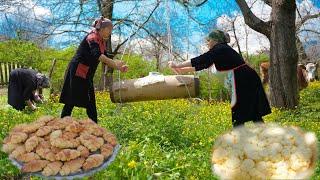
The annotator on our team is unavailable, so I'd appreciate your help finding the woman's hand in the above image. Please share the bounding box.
[171,67,182,74]
[168,61,181,74]
[30,104,37,111]
[168,61,178,68]
[114,60,125,68]
[34,94,43,103]
[171,67,196,75]
[99,55,128,71]
[26,100,37,111]
[119,65,128,72]
[114,60,128,72]
[39,94,45,100]
[168,61,195,74]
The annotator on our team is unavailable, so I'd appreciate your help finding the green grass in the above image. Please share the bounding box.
[0,82,319,179]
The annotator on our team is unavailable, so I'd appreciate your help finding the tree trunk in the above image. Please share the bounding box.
[155,45,161,72]
[235,0,298,109]
[99,0,114,91]
[244,25,250,61]
[232,19,243,58]
[156,55,161,72]
[269,0,298,108]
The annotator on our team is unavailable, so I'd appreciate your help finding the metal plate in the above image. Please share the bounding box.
[9,144,121,179]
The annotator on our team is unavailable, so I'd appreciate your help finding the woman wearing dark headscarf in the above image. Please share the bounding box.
[59,16,128,123]
[8,68,50,111]
[169,29,271,127]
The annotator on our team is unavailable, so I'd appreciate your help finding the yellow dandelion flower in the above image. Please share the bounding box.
[128,160,137,168]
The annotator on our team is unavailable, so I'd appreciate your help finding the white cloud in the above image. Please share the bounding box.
[2,0,51,17]
[111,35,160,60]
[33,5,51,17]
[110,34,154,55]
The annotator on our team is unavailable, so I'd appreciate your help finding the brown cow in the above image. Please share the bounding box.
[260,62,308,90]
[297,64,308,90]
[260,62,270,84]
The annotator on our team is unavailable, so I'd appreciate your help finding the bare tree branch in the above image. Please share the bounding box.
[176,0,208,7]
[184,6,206,26]
[115,19,186,61]
[262,0,272,7]
[296,12,320,30]
[230,16,242,57]
[299,29,320,35]
[235,0,271,38]
[112,1,160,54]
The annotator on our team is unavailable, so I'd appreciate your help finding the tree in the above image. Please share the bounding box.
[235,0,299,108]
[149,35,167,72]
[98,0,114,91]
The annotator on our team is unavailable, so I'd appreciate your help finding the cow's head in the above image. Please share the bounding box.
[260,62,270,84]
[305,62,318,82]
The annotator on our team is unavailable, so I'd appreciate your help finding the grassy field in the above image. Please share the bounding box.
[0,82,319,179]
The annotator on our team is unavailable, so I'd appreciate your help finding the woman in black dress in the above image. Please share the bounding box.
[169,29,271,127]
[8,68,50,111]
[59,16,128,123]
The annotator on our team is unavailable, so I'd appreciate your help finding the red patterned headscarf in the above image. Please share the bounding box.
[92,16,113,30]
[86,17,113,54]
[86,30,106,54]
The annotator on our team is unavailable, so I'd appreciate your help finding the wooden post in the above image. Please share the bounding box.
[8,62,12,76]
[4,62,8,85]
[0,62,3,86]
[11,62,14,72]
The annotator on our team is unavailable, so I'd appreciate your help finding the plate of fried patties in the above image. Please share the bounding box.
[2,116,120,179]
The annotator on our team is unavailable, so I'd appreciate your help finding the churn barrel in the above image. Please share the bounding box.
[110,72,200,103]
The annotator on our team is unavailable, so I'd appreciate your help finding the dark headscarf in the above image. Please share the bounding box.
[207,29,230,43]
[36,73,50,88]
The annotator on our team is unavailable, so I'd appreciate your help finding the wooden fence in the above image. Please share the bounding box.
[0,62,24,87]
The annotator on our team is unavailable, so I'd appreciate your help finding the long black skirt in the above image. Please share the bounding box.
[231,65,271,124]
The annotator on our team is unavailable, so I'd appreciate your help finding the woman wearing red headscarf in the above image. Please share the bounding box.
[60,17,128,123]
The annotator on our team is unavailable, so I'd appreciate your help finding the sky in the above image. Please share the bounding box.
[110,0,243,56]
[0,0,319,57]
[111,0,320,56]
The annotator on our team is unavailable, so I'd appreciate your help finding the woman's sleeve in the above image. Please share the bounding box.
[86,35,102,60]
[22,82,35,101]
[104,51,114,59]
[190,48,223,71]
